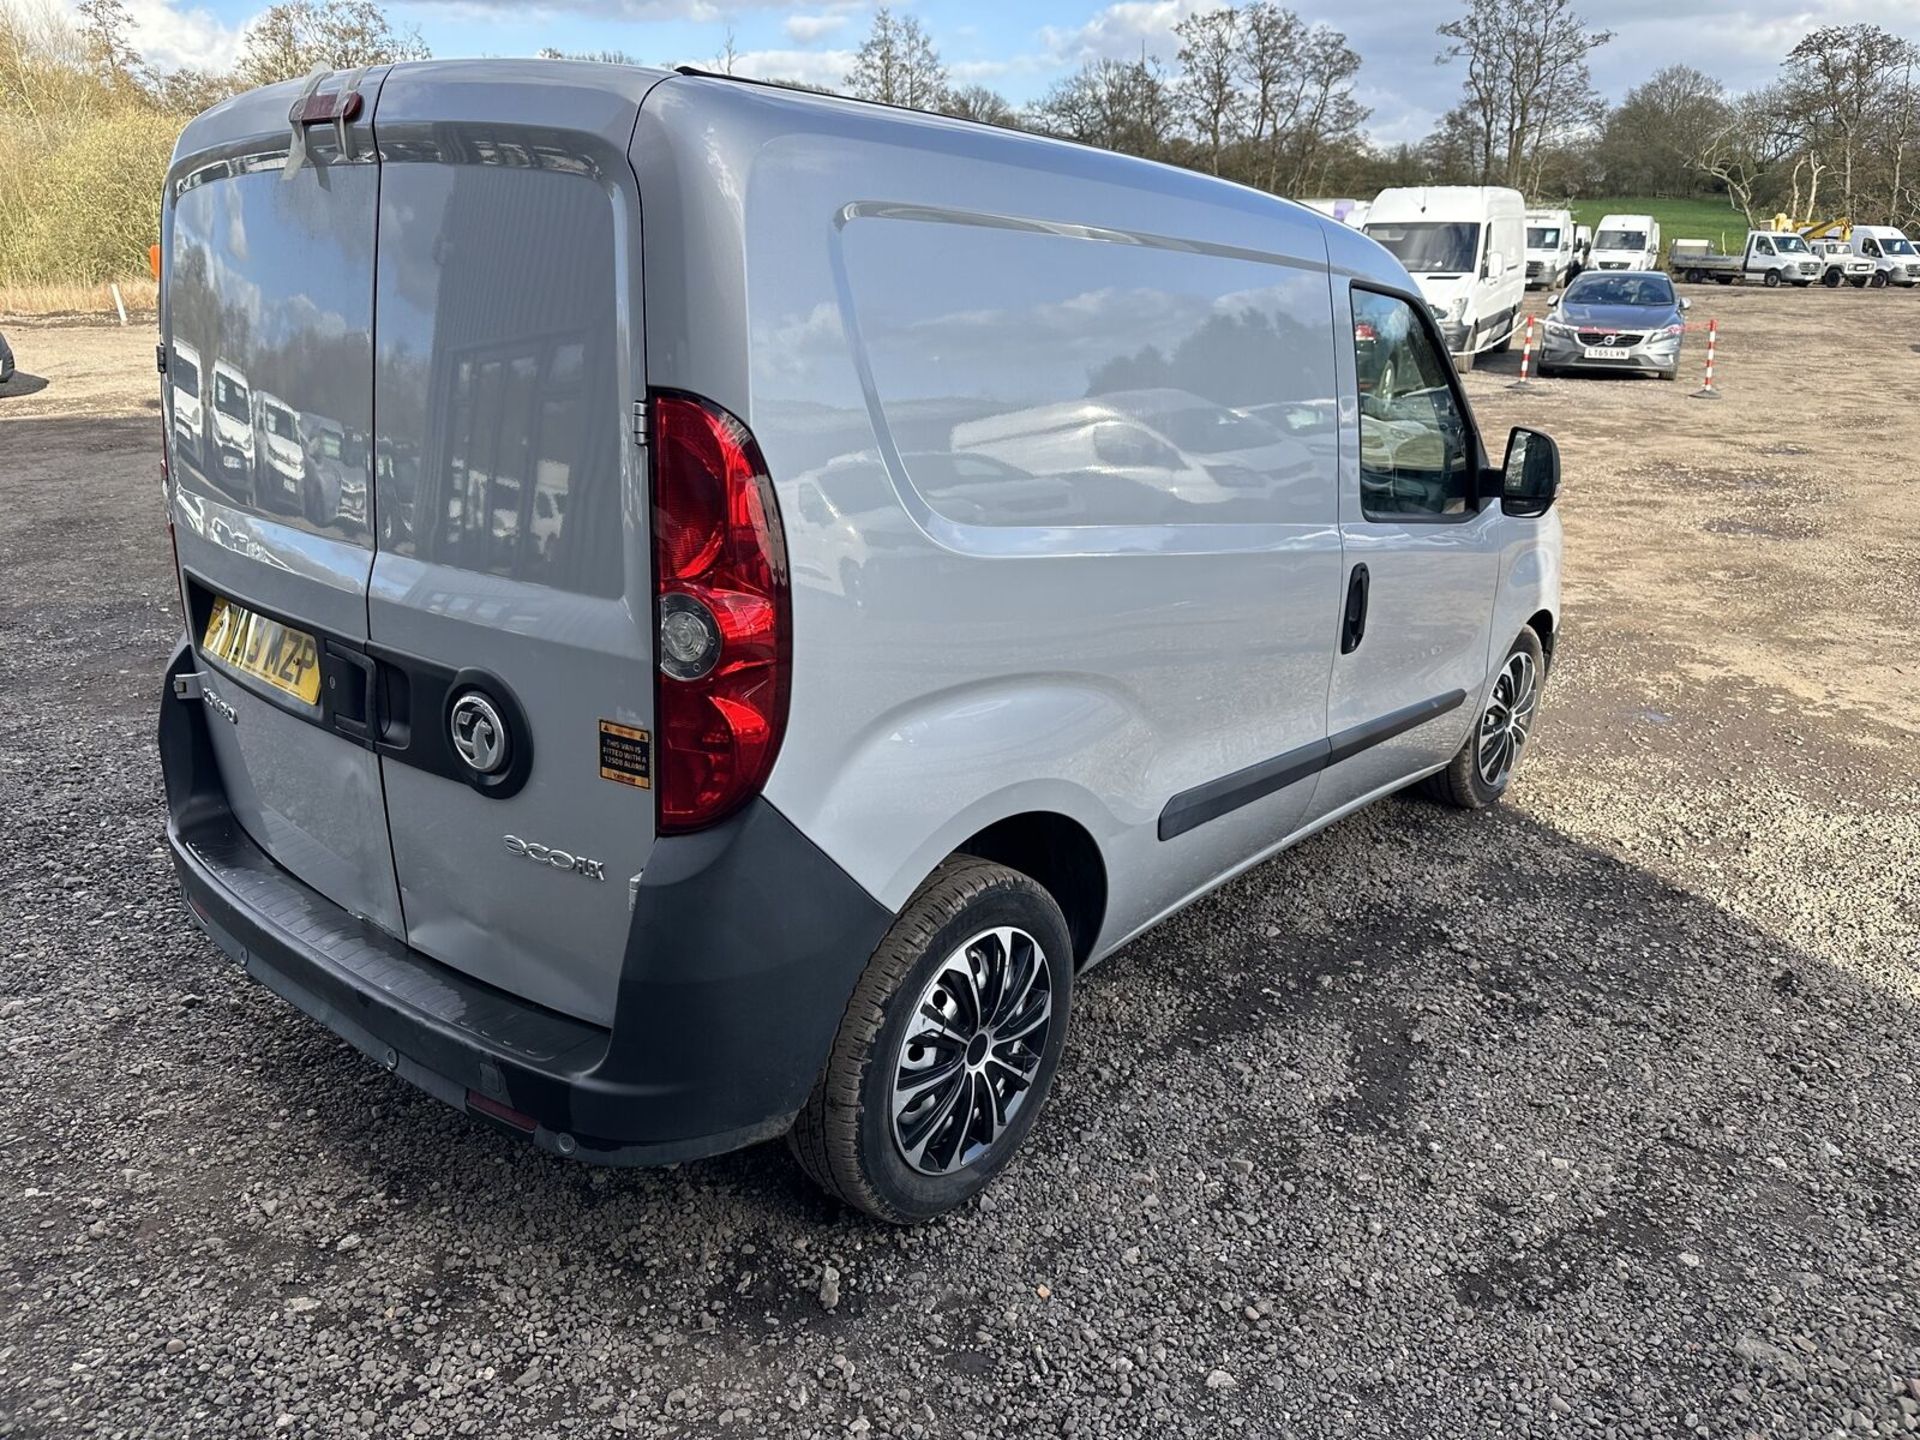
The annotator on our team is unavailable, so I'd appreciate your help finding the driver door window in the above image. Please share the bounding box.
[1352,289,1473,519]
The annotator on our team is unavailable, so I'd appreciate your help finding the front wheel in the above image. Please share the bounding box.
[1423,628,1546,810]
[1822,270,1842,288]
[788,857,1074,1223]
[1763,269,1782,288]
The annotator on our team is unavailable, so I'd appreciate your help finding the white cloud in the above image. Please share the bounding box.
[1037,0,1226,68]
[784,12,850,43]
[109,0,245,72]
[722,46,855,88]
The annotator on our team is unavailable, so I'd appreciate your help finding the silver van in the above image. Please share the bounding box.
[158,63,1564,1222]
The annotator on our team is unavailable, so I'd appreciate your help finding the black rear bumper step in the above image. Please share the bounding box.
[160,637,893,1167]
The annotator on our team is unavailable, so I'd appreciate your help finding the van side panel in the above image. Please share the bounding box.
[635,80,1347,956]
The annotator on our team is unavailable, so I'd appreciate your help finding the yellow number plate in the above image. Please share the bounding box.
[201,597,322,706]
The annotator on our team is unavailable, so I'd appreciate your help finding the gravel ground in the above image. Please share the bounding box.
[2,289,1917,1439]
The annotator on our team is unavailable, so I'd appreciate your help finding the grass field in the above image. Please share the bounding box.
[1569,196,1756,249]
[0,276,156,323]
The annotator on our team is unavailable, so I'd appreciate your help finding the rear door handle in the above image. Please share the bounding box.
[1341,564,1370,655]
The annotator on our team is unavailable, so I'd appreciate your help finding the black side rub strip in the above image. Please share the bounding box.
[1157,689,1467,841]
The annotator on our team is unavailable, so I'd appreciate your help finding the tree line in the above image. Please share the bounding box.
[4,0,1918,288]
[833,3,1918,231]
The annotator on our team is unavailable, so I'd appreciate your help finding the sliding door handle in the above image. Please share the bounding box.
[1341,564,1370,655]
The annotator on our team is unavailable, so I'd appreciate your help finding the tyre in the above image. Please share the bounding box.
[1489,321,1514,355]
[1821,270,1842,288]
[1870,271,1890,288]
[1763,269,1781,288]
[1422,627,1546,810]
[1685,268,1706,285]
[788,856,1074,1223]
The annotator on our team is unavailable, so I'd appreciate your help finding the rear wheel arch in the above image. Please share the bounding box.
[1526,608,1556,672]
[955,811,1107,968]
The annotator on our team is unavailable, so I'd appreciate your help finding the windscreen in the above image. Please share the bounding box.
[214,371,248,419]
[1773,234,1810,253]
[1566,274,1674,307]
[1882,235,1917,255]
[1527,226,1562,248]
[1594,228,1647,251]
[1365,221,1481,274]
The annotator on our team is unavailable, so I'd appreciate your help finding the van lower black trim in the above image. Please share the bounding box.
[1157,688,1468,841]
[160,636,895,1166]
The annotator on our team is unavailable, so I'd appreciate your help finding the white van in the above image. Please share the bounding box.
[1524,209,1576,290]
[168,338,203,467]
[1590,213,1661,271]
[1848,225,1920,286]
[208,358,255,497]
[1363,186,1527,363]
[157,64,1564,1222]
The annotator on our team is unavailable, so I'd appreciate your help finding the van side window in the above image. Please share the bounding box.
[1350,289,1472,519]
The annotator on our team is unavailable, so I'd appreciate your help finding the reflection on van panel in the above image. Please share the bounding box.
[949,388,1318,524]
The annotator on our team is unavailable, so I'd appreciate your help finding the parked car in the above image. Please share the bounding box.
[157,62,1564,1222]
[1670,230,1820,287]
[1849,225,1920,286]
[1537,270,1689,381]
[1589,213,1662,271]
[1363,185,1527,365]
[0,330,14,383]
[1524,208,1576,290]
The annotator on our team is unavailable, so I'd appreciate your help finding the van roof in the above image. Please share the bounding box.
[173,61,1413,310]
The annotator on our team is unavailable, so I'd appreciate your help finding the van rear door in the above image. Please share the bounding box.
[163,73,404,935]
[366,66,663,1027]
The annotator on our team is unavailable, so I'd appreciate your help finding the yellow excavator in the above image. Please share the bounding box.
[1792,215,1851,240]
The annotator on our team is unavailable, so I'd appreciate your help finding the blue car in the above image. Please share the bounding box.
[1537,271,1690,381]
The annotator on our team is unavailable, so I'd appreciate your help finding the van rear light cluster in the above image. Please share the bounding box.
[649,394,791,834]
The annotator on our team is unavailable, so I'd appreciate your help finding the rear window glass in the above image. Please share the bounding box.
[375,167,621,594]
[831,213,1338,529]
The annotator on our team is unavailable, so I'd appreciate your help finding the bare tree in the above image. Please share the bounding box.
[1688,86,1799,228]
[1173,6,1242,175]
[941,84,1019,129]
[1031,56,1173,161]
[239,0,428,88]
[844,6,946,111]
[1785,24,1920,220]
[73,0,145,89]
[1595,65,1727,195]
[1238,1,1304,180]
[1435,0,1611,189]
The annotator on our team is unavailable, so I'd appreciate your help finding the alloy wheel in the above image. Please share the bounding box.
[891,926,1054,1176]
[1476,648,1540,790]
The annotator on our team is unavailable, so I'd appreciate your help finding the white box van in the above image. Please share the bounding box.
[1849,225,1920,286]
[1590,213,1661,271]
[1524,209,1576,290]
[1362,186,1527,363]
[157,64,1564,1221]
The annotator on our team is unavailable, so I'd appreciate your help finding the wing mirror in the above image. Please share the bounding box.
[1500,427,1559,517]
[1679,296,1693,310]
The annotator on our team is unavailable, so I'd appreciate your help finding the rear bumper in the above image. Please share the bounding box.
[159,638,893,1166]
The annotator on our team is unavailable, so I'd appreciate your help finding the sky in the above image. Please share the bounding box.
[107,0,1920,145]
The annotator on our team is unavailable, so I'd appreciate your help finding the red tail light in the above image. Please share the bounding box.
[649,394,790,834]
